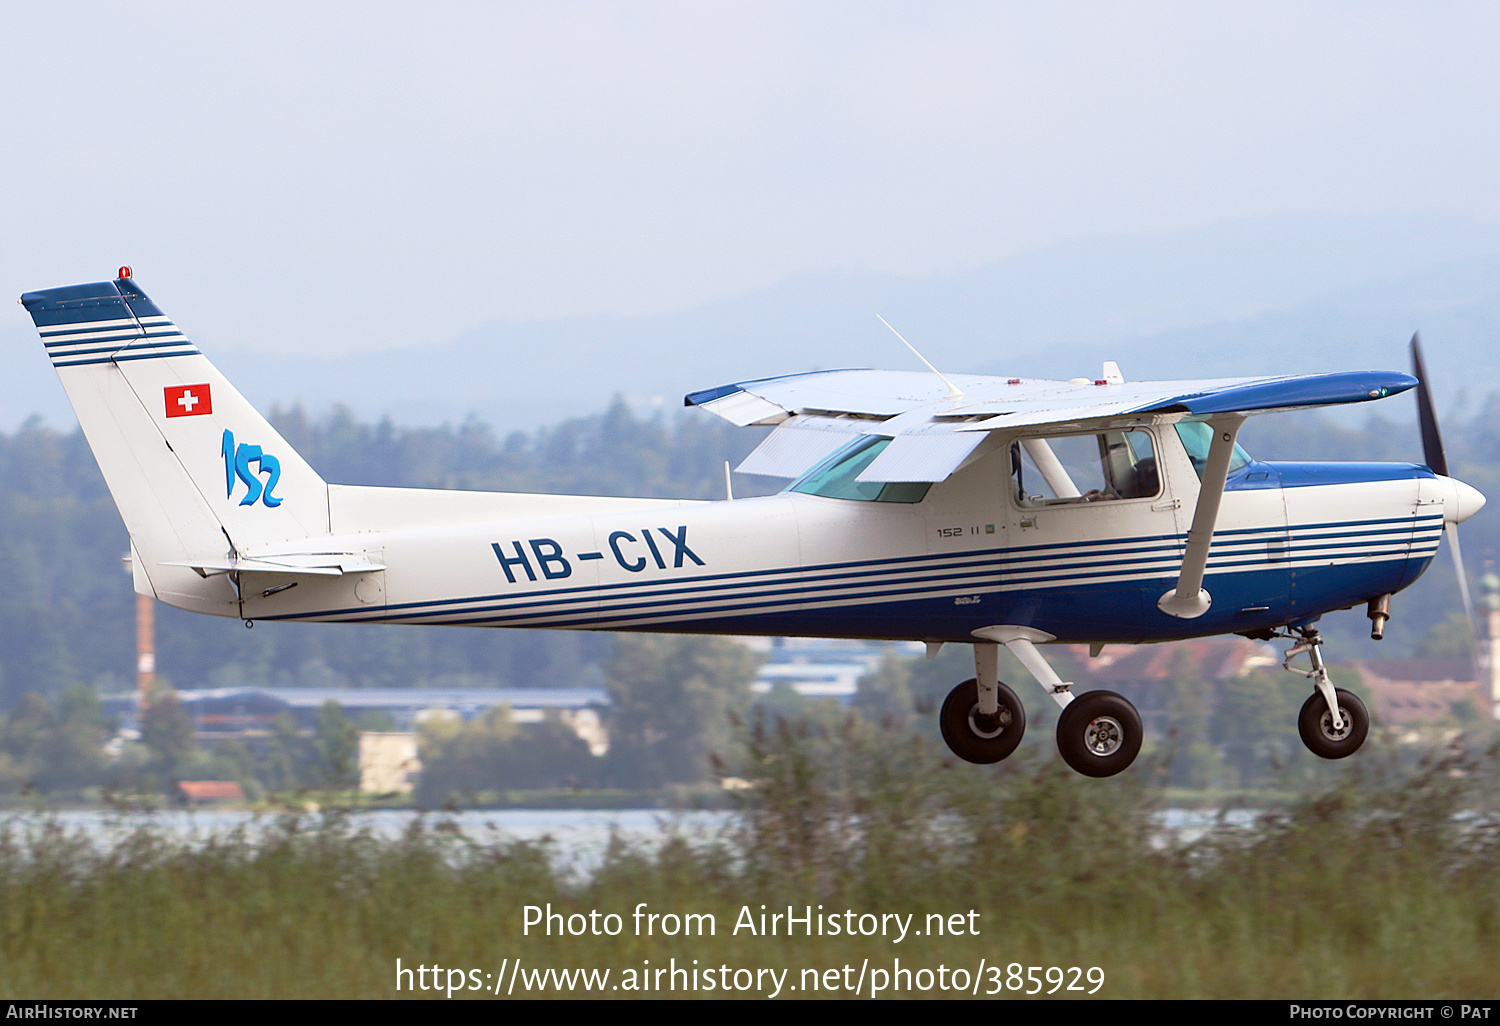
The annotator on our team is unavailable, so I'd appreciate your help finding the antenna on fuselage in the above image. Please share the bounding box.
[876,314,964,400]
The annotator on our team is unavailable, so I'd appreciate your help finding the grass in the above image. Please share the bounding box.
[2,718,1499,998]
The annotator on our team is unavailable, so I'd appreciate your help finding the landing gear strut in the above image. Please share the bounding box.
[1283,626,1369,759]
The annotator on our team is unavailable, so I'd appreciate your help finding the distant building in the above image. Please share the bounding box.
[1065,639,1484,734]
[1067,637,1280,736]
[359,733,421,794]
[102,687,611,752]
[1349,659,1484,729]
[1482,569,1500,719]
[742,637,924,701]
[177,780,245,806]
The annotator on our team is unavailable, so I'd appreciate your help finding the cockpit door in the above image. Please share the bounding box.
[1004,428,1176,642]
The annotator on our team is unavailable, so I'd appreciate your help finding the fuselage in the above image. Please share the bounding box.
[171,419,1475,646]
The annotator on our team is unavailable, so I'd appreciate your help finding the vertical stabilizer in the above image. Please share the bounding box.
[20,273,329,609]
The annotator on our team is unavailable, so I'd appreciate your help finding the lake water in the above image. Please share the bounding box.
[0,806,1259,876]
[0,808,735,878]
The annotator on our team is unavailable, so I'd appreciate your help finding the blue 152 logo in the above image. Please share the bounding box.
[222,429,283,507]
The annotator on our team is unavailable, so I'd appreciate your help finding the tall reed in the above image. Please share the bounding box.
[2,721,1497,998]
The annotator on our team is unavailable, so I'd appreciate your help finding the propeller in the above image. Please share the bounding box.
[1410,332,1477,641]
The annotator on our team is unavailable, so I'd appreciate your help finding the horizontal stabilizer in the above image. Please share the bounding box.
[162,553,387,578]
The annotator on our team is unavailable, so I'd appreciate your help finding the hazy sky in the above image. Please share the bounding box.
[5,2,1500,357]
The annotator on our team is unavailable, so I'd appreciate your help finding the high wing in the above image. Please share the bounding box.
[687,367,1417,483]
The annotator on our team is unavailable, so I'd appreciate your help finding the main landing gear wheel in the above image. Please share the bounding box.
[1055,690,1143,778]
[940,678,1026,764]
[1298,688,1369,759]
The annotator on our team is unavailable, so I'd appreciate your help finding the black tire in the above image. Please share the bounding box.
[1055,690,1143,778]
[1298,688,1369,759]
[939,678,1026,764]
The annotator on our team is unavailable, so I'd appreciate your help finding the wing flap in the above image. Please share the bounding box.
[856,432,988,483]
[735,417,863,478]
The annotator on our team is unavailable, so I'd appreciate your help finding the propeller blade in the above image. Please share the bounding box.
[1411,332,1449,477]
[1446,522,1477,637]
[1411,334,1477,666]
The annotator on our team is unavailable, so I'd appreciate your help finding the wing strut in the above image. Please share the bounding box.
[1020,438,1082,499]
[1157,413,1247,619]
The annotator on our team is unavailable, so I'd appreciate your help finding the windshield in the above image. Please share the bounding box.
[1173,419,1252,479]
[788,436,931,503]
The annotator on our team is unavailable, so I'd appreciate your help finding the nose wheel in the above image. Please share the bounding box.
[1297,687,1369,759]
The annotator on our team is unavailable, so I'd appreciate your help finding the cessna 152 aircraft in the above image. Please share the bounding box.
[19,270,1487,777]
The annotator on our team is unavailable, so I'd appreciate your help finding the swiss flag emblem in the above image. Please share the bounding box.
[165,384,213,418]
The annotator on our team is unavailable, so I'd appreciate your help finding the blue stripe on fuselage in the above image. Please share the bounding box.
[254,508,1436,643]
[256,514,1419,625]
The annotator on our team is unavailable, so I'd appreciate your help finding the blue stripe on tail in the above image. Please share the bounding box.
[20,277,200,367]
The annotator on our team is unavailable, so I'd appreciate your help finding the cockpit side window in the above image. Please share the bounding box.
[1011,429,1160,508]
[788,436,932,503]
[1173,419,1252,480]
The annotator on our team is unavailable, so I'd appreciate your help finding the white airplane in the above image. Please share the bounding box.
[19,270,1487,777]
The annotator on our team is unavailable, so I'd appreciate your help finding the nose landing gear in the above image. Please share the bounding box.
[1283,626,1369,760]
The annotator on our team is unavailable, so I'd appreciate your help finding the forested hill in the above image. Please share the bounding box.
[0,394,1494,709]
